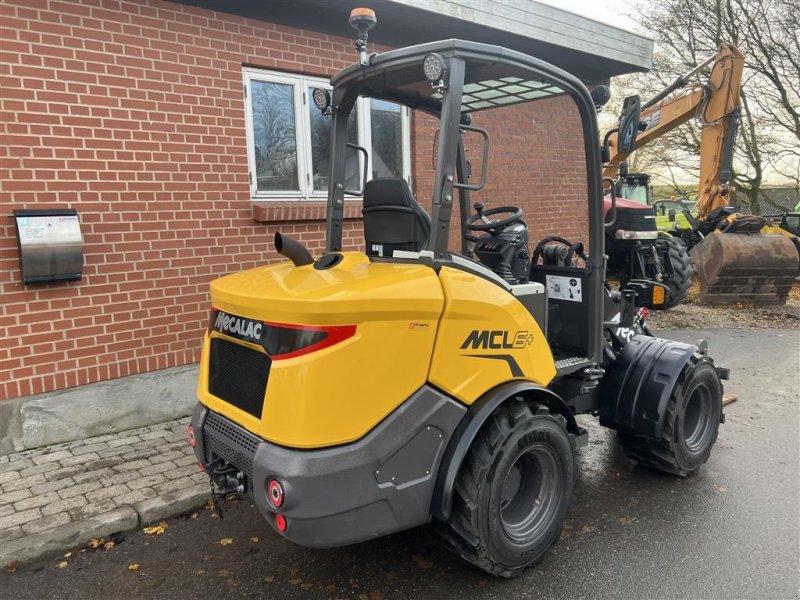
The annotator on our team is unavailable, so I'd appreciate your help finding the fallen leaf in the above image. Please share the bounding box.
[210,512,220,520]
[63,552,72,559]
[580,525,596,533]
[249,536,259,543]
[143,522,168,535]
[219,538,233,546]
[617,516,636,525]
[6,561,19,573]
[194,569,205,576]
[103,541,115,550]
[289,578,303,585]
[325,583,337,592]
[264,576,275,583]
[412,554,433,569]
[57,561,68,569]
[369,592,384,600]
[204,500,215,510]
[128,564,140,571]
[87,538,104,549]
[301,583,312,590]
[191,512,198,519]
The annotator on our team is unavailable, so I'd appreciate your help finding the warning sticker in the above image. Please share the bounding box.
[546,275,583,302]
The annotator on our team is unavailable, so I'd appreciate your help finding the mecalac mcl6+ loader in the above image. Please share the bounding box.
[187,10,728,577]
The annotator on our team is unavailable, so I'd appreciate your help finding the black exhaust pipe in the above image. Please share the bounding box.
[274,232,314,267]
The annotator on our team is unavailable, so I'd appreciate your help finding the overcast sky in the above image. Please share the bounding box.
[535,0,639,29]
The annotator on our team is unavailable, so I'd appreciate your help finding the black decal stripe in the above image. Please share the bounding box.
[463,354,525,377]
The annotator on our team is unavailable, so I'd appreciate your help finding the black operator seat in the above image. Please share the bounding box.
[362,177,431,257]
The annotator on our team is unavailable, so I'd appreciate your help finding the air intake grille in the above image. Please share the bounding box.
[203,410,259,479]
[208,337,270,419]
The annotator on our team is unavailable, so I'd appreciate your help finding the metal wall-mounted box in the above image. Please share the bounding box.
[13,208,84,284]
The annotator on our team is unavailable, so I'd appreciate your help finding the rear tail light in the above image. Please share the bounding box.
[208,307,356,360]
[267,479,284,507]
[186,425,196,448]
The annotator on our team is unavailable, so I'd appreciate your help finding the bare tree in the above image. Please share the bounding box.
[624,0,799,212]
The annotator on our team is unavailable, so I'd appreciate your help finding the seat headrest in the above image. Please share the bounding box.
[364,177,416,208]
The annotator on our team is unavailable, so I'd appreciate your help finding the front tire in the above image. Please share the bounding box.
[438,398,577,577]
[619,356,722,476]
[657,236,693,310]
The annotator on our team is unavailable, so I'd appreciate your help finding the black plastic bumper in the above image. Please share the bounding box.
[191,386,465,548]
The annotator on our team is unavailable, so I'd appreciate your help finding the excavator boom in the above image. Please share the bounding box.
[605,44,799,305]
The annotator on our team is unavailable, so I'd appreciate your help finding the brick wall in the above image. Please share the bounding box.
[0,0,591,401]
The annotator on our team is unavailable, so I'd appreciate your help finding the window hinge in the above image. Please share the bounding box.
[244,84,247,99]
[302,91,306,105]
[248,171,253,186]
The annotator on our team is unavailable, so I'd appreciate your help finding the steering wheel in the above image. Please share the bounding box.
[466,205,524,233]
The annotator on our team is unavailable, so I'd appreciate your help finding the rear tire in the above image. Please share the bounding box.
[437,398,577,577]
[619,356,721,476]
[657,237,693,310]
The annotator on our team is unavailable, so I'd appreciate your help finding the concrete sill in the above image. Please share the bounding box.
[252,201,363,223]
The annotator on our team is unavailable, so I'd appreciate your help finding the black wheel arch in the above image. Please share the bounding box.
[431,380,582,522]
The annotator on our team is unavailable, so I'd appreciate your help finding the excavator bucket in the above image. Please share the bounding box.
[690,232,799,304]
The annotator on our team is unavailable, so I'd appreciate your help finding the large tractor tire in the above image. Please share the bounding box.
[657,236,693,310]
[618,356,722,476]
[438,398,576,577]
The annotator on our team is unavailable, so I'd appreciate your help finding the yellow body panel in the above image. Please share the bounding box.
[428,267,556,403]
[197,252,443,448]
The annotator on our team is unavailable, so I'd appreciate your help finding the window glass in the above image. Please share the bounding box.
[308,88,358,192]
[251,80,298,192]
[370,99,402,179]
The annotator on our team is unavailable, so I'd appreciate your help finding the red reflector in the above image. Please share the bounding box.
[639,307,651,319]
[267,479,284,507]
[275,514,287,532]
[186,425,196,448]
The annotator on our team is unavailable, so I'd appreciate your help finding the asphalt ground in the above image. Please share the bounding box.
[1,328,798,600]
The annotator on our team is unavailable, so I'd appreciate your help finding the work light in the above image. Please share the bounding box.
[312,87,331,112]
[423,53,447,83]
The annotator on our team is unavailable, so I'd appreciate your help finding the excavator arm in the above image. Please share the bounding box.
[604,43,745,220]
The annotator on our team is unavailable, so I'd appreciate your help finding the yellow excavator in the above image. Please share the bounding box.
[603,43,800,305]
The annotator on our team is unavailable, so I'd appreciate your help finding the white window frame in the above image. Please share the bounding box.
[243,67,411,201]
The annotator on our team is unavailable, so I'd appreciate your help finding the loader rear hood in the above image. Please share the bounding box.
[198,252,445,448]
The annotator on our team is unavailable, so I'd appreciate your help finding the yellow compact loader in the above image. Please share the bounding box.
[187,11,728,578]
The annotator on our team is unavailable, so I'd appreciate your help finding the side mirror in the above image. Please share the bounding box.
[617,95,641,154]
[590,85,611,110]
[618,160,629,179]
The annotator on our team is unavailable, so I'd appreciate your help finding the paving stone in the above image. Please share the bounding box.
[153,477,195,495]
[174,454,199,467]
[165,464,203,480]
[29,477,75,496]
[121,448,159,461]
[44,465,87,481]
[114,487,157,505]
[99,471,141,487]
[71,442,109,456]
[68,498,117,521]
[2,473,46,493]
[31,450,73,466]
[190,472,208,484]
[0,507,41,529]
[85,484,131,503]
[85,457,125,470]
[106,435,142,449]
[128,474,166,491]
[112,459,151,472]
[21,512,71,535]
[155,441,186,454]
[59,452,101,467]
[41,495,87,517]
[0,489,32,506]
[13,491,60,511]
[130,438,167,452]
[139,461,176,477]
[150,450,184,464]
[147,422,172,432]
[58,481,102,499]
[0,459,33,474]
[139,429,172,441]
[18,462,61,478]
[73,468,113,485]
[97,447,128,458]
[0,504,14,517]
[0,526,24,543]
[0,471,21,485]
